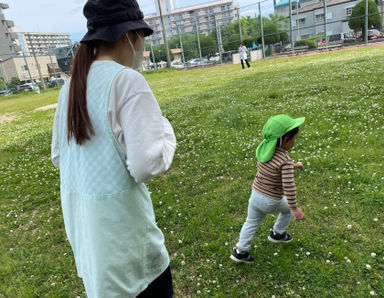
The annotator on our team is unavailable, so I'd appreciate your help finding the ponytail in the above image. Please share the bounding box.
[67,42,96,145]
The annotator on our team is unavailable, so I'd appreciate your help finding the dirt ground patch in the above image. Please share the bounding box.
[0,114,17,123]
[34,103,58,112]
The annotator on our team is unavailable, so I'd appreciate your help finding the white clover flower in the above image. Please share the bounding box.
[178,239,182,244]
[306,252,310,256]
[370,290,375,296]
[347,224,352,229]
[373,218,378,222]
[366,264,372,270]
[181,260,185,266]
[371,253,376,258]
[326,260,330,263]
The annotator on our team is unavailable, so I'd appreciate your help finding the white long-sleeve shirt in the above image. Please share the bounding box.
[51,63,176,183]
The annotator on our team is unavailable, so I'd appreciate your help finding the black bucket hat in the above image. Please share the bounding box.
[81,0,153,43]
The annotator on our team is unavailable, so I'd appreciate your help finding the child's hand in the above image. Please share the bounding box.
[294,162,304,170]
[290,207,305,221]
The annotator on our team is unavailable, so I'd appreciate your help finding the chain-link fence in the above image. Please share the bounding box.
[142,0,384,71]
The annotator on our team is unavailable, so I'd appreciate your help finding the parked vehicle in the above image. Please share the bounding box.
[0,89,12,96]
[18,83,40,92]
[171,61,185,69]
[185,58,207,68]
[343,32,356,43]
[221,50,237,62]
[47,78,65,88]
[327,34,344,45]
[358,29,384,41]
[209,53,220,62]
[368,29,384,40]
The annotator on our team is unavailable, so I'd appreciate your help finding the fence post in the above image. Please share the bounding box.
[238,7,243,43]
[323,0,328,49]
[258,2,265,58]
[177,24,186,68]
[289,0,294,54]
[364,0,368,44]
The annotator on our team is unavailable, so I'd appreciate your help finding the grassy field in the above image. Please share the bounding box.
[1,46,384,297]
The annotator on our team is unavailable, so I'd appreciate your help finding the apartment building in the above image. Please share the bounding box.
[290,0,360,41]
[0,3,19,60]
[145,0,238,45]
[15,31,72,56]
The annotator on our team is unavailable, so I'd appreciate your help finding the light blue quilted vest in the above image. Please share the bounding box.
[58,61,169,298]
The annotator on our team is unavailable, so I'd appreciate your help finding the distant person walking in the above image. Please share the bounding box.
[51,0,176,296]
[239,42,250,69]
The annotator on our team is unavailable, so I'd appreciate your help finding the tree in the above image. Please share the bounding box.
[8,77,21,90]
[349,0,381,38]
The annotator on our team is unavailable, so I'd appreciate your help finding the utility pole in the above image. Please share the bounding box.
[176,24,186,68]
[12,43,33,83]
[26,33,46,91]
[289,0,294,54]
[237,7,243,43]
[48,48,58,81]
[157,0,171,68]
[323,0,328,49]
[364,0,368,44]
[258,2,265,58]
[195,18,203,63]
[150,37,157,70]
[215,15,223,64]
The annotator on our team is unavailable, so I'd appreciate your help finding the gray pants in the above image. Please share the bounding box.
[236,190,292,252]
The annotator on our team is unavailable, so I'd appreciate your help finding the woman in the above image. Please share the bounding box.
[51,0,176,297]
[238,42,250,69]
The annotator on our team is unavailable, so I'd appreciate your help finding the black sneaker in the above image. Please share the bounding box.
[268,229,293,243]
[230,248,254,264]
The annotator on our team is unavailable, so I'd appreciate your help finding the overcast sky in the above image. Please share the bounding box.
[3,0,273,42]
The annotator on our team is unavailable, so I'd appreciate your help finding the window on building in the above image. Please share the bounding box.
[345,7,353,16]
[296,18,306,25]
[221,5,225,11]
[315,13,324,22]
[21,65,28,71]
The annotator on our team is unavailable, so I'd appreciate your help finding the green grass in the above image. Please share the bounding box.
[1,46,384,297]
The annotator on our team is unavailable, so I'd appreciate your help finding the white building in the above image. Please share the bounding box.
[14,30,72,56]
[145,0,238,45]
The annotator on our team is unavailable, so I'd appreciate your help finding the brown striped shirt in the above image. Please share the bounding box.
[252,147,297,208]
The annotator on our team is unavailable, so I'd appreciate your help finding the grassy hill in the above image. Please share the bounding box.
[1,45,383,297]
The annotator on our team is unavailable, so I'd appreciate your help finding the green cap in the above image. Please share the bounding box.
[256,114,305,162]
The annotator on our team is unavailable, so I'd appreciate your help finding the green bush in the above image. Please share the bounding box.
[295,39,318,49]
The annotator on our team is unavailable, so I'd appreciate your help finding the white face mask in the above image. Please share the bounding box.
[126,32,144,70]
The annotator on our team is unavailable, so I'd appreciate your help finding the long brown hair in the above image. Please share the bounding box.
[67,42,96,145]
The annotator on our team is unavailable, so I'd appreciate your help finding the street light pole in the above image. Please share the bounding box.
[157,0,171,68]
